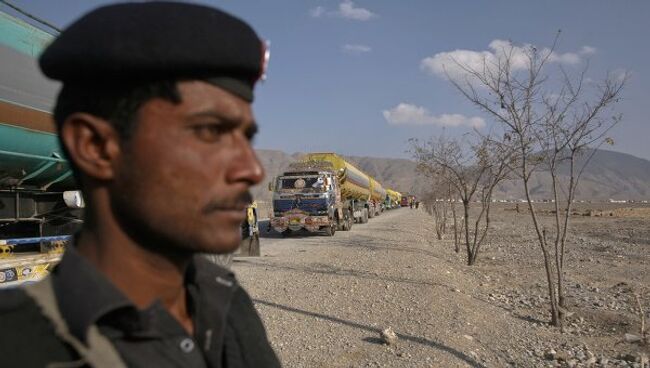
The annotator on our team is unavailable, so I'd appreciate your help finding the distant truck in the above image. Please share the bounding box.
[386,189,402,210]
[269,152,387,236]
[400,193,413,207]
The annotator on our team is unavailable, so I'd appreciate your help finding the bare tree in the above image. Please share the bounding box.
[422,179,449,240]
[410,134,512,265]
[448,182,461,253]
[443,33,626,327]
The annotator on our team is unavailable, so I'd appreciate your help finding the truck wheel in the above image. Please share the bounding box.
[344,211,353,231]
[368,206,375,219]
[361,208,369,224]
[281,229,292,238]
[324,223,336,236]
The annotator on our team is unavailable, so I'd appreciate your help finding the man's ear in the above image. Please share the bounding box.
[59,113,122,181]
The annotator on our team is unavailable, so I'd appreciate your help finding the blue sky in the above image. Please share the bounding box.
[4,0,649,160]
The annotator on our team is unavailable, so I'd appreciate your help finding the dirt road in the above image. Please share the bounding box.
[234,206,648,368]
[236,208,520,367]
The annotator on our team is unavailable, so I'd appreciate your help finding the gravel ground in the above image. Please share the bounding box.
[233,205,649,368]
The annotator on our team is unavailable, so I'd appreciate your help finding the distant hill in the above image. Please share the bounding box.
[252,149,650,202]
[494,149,650,201]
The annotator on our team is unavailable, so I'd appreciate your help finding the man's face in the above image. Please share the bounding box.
[111,81,264,254]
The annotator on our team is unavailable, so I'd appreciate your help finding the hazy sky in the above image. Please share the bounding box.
[4,0,649,160]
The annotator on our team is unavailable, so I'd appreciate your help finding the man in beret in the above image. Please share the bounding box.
[0,2,280,367]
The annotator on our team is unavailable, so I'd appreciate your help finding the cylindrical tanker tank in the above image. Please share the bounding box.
[369,177,386,202]
[301,152,371,201]
[386,189,399,203]
[0,9,71,190]
[1,9,81,243]
[0,124,73,190]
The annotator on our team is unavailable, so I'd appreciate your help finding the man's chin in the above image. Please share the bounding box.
[200,234,241,254]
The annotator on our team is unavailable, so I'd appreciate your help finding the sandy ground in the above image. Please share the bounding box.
[233,204,649,368]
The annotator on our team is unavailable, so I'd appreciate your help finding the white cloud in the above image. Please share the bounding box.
[383,103,486,129]
[337,1,376,21]
[342,44,372,54]
[580,46,597,55]
[421,39,596,80]
[309,6,325,18]
[309,2,377,21]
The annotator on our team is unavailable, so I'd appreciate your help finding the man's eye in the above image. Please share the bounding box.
[192,125,227,142]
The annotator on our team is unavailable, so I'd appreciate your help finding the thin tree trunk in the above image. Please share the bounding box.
[471,189,494,266]
[463,200,472,266]
[558,155,577,310]
[550,168,565,318]
[522,152,560,326]
[450,185,460,253]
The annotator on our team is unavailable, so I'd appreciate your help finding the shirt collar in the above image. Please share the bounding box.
[52,245,238,345]
[52,245,134,342]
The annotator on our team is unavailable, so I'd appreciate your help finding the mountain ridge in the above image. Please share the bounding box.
[251,148,650,202]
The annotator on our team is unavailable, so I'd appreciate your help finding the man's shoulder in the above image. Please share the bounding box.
[0,286,33,312]
[0,285,51,333]
[0,285,78,364]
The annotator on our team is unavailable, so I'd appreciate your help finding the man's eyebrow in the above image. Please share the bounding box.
[187,110,233,121]
[187,110,258,138]
[245,122,259,139]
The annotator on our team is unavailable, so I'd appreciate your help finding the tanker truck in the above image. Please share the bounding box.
[269,152,381,236]
[385,189,402,210]
[368,177,386,218]
[0,8,83,286]
[0,9,83,242]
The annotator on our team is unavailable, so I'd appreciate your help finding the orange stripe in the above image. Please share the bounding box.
[0,100,56,133]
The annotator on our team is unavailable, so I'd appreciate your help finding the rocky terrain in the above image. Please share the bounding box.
[233,204,649,367]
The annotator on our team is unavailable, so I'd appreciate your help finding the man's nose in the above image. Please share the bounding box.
[227,134,265,185]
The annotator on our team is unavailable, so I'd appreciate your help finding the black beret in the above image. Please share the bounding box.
[39,1,265,102]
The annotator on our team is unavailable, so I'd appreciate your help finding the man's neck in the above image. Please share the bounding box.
[75,227,195,335]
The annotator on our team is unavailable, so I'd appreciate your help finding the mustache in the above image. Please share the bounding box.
[202,191,253,214]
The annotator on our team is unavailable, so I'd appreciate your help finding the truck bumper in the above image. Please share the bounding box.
[271,215,331,233]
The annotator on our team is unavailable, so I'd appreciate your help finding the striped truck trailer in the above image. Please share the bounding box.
[0,8,81,276]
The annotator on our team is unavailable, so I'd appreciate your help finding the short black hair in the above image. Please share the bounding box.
[53,80,182,184]
[54,80,181,139]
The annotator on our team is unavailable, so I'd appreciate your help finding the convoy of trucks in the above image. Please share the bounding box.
[269,153,402,236]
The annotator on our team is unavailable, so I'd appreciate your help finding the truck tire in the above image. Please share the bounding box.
[361,208,369,224]
[344,210,353,231]
[367,206,375,219]
[324,219,336,236]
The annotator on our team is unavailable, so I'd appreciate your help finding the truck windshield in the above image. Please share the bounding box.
[278,176,326,192]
